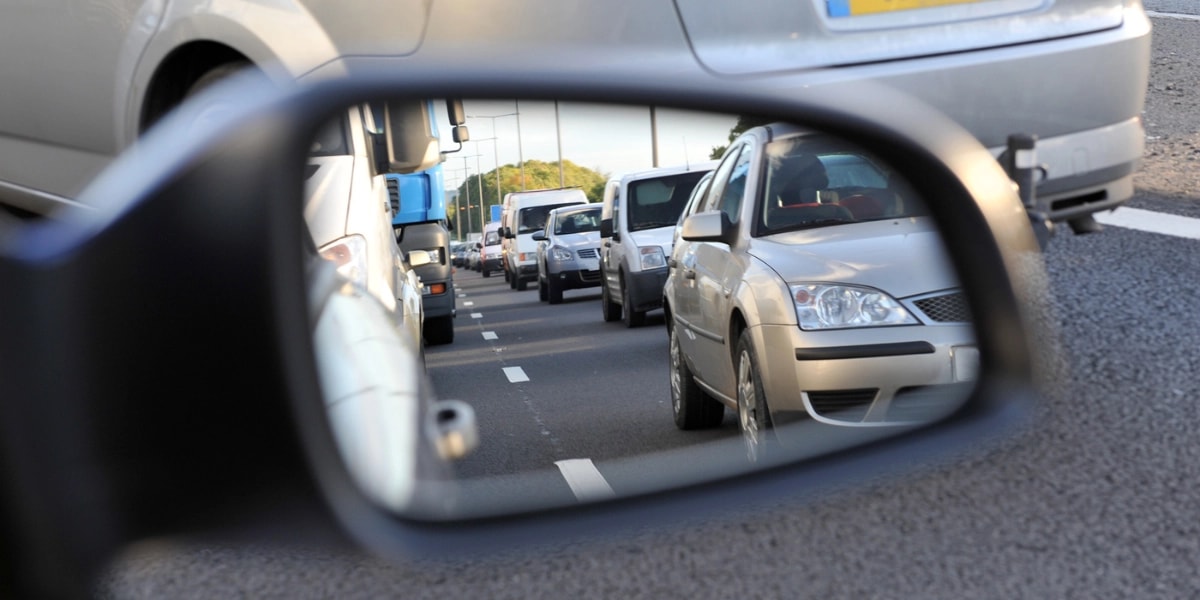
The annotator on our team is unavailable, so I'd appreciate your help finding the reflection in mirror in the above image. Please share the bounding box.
[305,99,977,520]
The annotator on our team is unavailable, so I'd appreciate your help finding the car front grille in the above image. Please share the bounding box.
[807,388,877,421]
[579,269,602,282]
[913,292,971,323]
[577,248,599,259]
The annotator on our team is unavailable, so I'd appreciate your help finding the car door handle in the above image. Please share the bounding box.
[683,268,695,280]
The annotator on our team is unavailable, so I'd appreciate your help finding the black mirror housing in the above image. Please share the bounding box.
[0,68,1043,596]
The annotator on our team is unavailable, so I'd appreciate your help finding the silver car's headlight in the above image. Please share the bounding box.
[638,246,666,270]
[549,246,573,262]
[319,235,369,290]
[791,283,918,330]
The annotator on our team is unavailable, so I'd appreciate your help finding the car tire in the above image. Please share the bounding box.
[621,276,645,328]
[547,276,563,305]
[735,329,774,463]
[509,271,518,289]
[516,277,528,291]
[482,267,491,278]
[538,275,548,302]
[423,315,454,346]
[670,325,723,430]
[601,280,621,322]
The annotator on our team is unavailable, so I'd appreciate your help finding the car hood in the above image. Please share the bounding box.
[748,217,958,299]
[628,226,676,254]
[304,156,354,248]
[555,231,601,250]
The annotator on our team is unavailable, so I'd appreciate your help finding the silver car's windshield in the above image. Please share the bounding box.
[757,136,928,236]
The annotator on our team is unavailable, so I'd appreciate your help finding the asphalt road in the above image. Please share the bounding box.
[99,13,1200,600]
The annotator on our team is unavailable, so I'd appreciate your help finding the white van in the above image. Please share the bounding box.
[501,189,589,291]
[305,104,432,352]
[479,221,504,277]
[599,161,718,327]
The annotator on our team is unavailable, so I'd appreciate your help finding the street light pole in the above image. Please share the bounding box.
[471,137,500,222]
[466,108,523,191]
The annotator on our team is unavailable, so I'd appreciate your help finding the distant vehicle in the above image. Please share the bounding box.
[479,221,504,277]
[533,204,604,304]
[599,162,717,327]
[663,123,976,461]
[500,189,589,291]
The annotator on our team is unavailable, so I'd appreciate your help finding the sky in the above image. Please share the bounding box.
[434,99,738,190]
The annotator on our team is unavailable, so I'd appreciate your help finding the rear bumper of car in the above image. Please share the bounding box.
[754,323,977,426]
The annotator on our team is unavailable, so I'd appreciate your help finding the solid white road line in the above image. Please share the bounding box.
[503,366,529,383]
[1094,207,1200,241]
[555,459,616,502]
[470,312,483,319]
[1147,10,1200,21]
[482,331,498,340]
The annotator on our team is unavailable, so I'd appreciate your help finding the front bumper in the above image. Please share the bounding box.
[754,322,977,426]
[625,267,670,312]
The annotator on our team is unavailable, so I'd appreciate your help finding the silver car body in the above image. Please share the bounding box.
[0,0,1148,229]
[536,204,603,289]
[664,123,976,426]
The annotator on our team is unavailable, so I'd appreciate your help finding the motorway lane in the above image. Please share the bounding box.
[427,268,742,501]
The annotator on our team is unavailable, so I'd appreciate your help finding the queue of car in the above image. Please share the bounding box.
[465,124,977,464]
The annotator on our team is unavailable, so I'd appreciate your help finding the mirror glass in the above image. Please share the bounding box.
[306,98,977,520]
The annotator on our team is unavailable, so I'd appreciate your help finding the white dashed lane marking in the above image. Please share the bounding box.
[503,367,529,383]
[555,459,616,502]
[471,312,483,319]
[482,331,498,340]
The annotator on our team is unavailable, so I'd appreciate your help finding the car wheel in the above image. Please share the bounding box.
[538,275,548,302]
[509,271,518,289]
[482,267,491,278]
[621,276,645,328]
[504,267,511,283]
[735,329,773,463]
[547,276,563,305]
[601,280,621,322]
[423,315,454,346]
[516,277,528,291]
[670,325,723,430]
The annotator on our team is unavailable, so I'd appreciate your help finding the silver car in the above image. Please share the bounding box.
[0,0,1149,237]
[534,204,604,304]
[663,123,977,461]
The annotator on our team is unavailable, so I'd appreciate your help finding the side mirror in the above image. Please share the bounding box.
[383,100,440,174]
[502,227,513,239]
[599,218,613,238]
[0,71,1044,596]
[531,230,546,241]
[680,211,735,246]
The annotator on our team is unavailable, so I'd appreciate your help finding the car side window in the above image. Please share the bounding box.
[701,144,744,217]
[704,145,750,223]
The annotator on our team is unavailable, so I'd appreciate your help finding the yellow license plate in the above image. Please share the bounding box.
[827,0,991,18]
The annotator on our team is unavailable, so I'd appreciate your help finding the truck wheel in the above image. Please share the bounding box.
[424,315,454,346]
[482,267,491,278]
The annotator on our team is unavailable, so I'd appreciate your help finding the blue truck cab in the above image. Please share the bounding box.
[388,100,468,346]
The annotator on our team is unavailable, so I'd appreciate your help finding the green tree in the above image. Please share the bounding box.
[452,159,608,226]
[709,115,773,159]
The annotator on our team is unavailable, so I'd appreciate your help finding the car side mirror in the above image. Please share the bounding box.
[0,70,1044,596]
[599,218,612,238]
[680,211,735,246]
[531,230,546,241]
